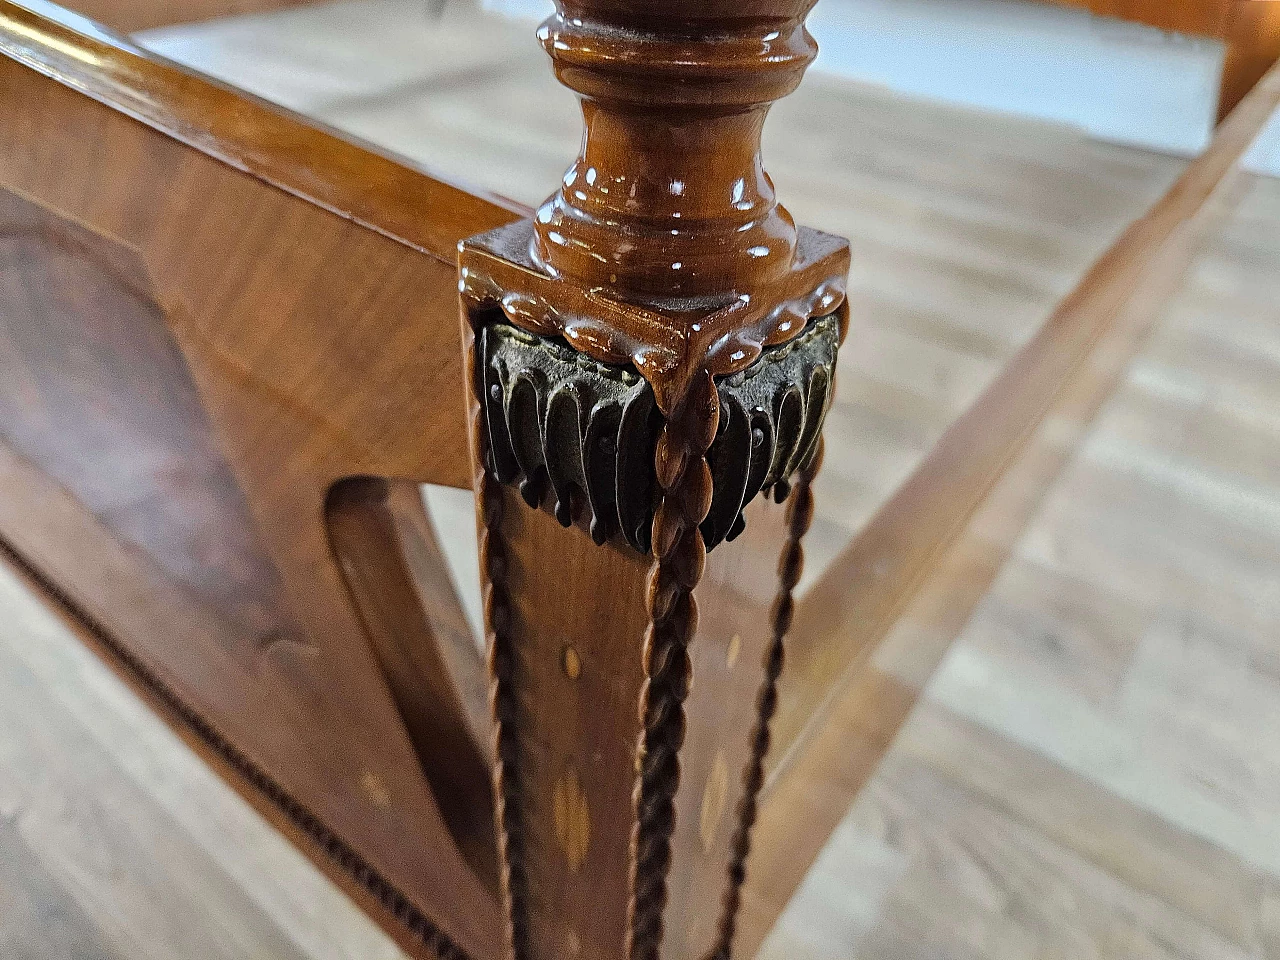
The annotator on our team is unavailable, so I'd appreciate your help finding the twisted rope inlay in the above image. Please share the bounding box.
[705,439,823,960]
[466,319,531,960]
[626,370,719,960]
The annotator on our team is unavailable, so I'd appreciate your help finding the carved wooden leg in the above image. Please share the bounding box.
[458,3,848,958]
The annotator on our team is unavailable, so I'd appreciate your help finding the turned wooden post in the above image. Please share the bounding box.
[458,3,848,959]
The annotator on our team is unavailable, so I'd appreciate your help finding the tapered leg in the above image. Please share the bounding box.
[457,2,849,958]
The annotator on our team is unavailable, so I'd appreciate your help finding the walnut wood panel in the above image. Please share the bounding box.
[488,491,653,960]
[0,167,497,955]
[0,2,537,955]
[467,471,818,960]
[735,60,1280,959]
[14,1,1267,958]
[0,186,292,644]
[0,0,524,272]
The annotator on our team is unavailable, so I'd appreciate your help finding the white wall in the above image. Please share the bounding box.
[810,0,1223,155]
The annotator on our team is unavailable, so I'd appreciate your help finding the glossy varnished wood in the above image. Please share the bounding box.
[529,0,823,297]
[0,0,523,272]
[0,186,291,642]
[8,0,1265,957]
[1,0,849,955]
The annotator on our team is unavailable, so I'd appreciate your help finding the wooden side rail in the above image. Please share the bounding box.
[733,59,1280,959]
[1,0,525,283]
[0,2,527,957]
[1219,0,1280,120]
[766,56,1280,784]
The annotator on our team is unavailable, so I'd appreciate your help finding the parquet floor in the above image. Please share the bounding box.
[5,1,1277,957]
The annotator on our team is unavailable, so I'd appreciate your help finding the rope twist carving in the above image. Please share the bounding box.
[467,321,531,960]
[706,439,823,960]
[626,370,720,960]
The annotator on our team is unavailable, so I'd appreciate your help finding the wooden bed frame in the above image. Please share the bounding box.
[3,0,1278,957]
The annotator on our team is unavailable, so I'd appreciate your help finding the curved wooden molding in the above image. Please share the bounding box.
[327,477,499,894]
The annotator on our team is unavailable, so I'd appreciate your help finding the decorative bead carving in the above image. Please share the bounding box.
[463,315,532,960]
[705,440,823,960]
[626,366,718,960]
[478,314,839,554]
[459,219,848,412]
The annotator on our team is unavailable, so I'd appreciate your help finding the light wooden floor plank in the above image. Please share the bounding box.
[0,818,124,960]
